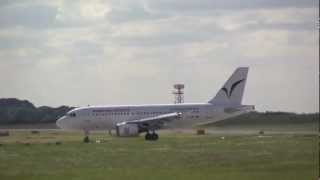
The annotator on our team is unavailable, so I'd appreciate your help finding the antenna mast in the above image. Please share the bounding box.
[173,84,185,104]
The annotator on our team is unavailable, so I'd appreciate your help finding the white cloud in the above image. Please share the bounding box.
[55,0,111,24]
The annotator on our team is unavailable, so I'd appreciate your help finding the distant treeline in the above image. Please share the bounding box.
[0,98,73,124]
[211,111,319,126]
[0,98,318,125]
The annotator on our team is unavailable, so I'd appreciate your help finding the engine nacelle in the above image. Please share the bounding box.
[116,123,139,137]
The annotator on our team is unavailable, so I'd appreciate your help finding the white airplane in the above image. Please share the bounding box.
[56,67,254,141]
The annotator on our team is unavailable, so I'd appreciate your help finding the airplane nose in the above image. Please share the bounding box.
[56,116,66,129]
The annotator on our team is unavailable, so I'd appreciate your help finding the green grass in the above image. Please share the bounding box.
[0,131,318,180]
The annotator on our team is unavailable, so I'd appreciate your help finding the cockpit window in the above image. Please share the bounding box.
[68,112,76,117]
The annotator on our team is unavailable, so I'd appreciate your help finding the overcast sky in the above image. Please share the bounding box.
[0,0,318,113]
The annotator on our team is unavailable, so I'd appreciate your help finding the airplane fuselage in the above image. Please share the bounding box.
[57,103,250,131]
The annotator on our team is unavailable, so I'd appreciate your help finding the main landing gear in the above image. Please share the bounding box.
[145,131,159,141]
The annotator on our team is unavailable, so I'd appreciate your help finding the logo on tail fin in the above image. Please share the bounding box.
[221,79,245,98]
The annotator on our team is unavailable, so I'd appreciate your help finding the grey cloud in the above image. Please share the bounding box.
[67,41,104,64]
[246,22,316,32]
[111,30,223,47]
[0,4,58,28]
[0,0,23,7]
[0,31,46,49]
[145,0,317,12]
[107,3,168,23]
[223,19,317,33]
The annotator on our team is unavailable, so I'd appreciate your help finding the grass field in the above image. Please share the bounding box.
[0,130,318,180]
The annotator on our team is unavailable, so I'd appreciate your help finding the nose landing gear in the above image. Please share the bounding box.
[83,129,90,143]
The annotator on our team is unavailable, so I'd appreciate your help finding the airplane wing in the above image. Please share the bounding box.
[116,112,182,132]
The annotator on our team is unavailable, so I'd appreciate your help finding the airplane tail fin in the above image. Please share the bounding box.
[208,67,249,106]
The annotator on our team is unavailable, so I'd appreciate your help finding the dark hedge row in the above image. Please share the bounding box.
[211,111,319,126]
[0,98,74,124]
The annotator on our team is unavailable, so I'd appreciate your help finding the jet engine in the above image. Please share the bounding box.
[116,123,139,137]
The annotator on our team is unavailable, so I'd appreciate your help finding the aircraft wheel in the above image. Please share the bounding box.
[83,136,90,143]
[145,133,151,140]
[145,132,159,141]
[152,133,159,141]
